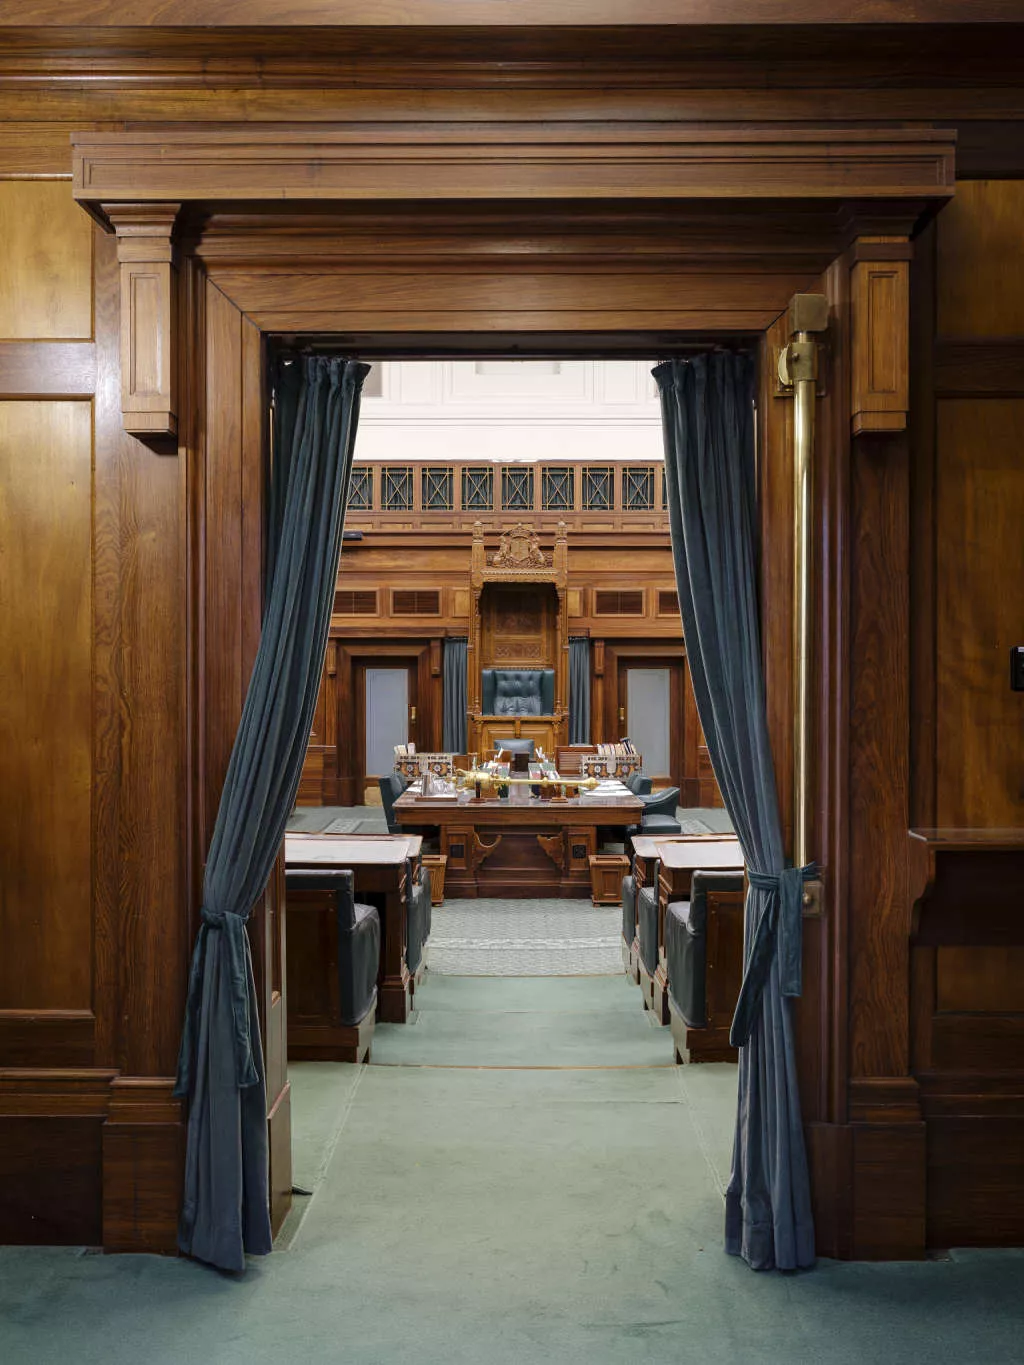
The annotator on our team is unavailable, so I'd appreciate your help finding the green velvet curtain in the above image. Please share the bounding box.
[654,353,816,1272]
[174,355,369,1272]
[442,637,468,753]
[569,637,591,744]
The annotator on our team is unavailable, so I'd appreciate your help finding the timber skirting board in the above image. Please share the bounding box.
[0,1071,184,1252]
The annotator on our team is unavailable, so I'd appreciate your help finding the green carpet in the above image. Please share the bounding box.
[1,970,1022,1365]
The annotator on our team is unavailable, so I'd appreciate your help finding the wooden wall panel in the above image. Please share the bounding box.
[936,947,1024,1014]
[0,400,92,1012]
[937,181,1024,337]
[0,182,92,340]
[935,399,1024,828]
[847,433,911,1082]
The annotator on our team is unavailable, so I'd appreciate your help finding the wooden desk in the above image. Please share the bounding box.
[632,835,744,1025]
[395,786,643,898]
[285,833,422,1024]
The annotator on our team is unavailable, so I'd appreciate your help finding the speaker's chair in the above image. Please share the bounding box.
[481,668,556,717]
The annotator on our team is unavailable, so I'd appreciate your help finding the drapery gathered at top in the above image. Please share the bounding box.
[654,352,816,1273]
[174,355,369,1272]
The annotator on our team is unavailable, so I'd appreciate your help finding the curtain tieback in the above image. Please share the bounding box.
[173,905,260,1100]
[729,863,818,1049]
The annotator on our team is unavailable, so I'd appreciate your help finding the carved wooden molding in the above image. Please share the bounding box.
[74,126,955,218]
[850,237,911,437]
[104,201,180,443]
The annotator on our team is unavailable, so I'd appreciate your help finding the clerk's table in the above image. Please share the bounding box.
[394,780,642,899]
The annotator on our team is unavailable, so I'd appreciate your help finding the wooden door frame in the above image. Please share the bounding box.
[71,119,950,1258]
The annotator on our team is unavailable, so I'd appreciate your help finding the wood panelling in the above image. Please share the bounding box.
[0,181,92,339]
[937,181,1024,337]
[1,16,1022,1264]
[927,1118,1024,1248]
[850,255,909,435]
[73,125,955,216]
[107,202,180,439]
[935,400,1024,828]
[847,432,911,1081]
[0,400,92,1014]
[936,947,1024,1014]
[0,1114,102,1245]
[0,341,96,398]
[101,1077,183,1254]
[94,232,188,1081]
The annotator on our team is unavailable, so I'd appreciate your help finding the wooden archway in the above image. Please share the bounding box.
[71,120,955,1253]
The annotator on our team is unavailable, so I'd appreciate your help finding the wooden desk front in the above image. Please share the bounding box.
[285,833,422,1024]
[395,788,643,898]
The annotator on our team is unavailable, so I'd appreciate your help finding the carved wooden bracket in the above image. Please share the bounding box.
[849,237,912,437]
[103,202,180,445]
[472,831,502,869]
[537,832,564,871]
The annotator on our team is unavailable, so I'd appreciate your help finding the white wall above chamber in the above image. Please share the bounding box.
[356,359,663,463]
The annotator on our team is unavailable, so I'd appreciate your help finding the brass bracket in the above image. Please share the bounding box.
[774,340,828,397]
[801,878,823,919]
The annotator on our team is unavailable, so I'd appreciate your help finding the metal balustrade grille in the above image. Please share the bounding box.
[542,466,574,510]
[582,466,613,511]
[501,464,534,511]
[623,465,655,511]
[422,466,454,511]
[348,466,372,510]
[461,465,494,511]
[382,465,413,511]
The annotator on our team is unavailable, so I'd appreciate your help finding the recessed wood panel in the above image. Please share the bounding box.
[0,182,92,340]
[936,947,1024,1014]
[935,399,1024,828]
[0,400,92,1011]
[937,181,1024,337]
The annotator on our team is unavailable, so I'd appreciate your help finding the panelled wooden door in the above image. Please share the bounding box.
[617,658,685,792]
[355,659,419,798]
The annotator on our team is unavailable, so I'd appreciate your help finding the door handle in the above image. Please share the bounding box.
[410,706,417,724]
[618,707,625,724]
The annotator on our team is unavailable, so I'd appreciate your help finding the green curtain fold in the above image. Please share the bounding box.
[442,637,469,753]
[654,353,815,1273]
[569,637,591,744]
[174,355,369,1272]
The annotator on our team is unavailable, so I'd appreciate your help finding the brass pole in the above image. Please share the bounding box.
[778,294,828,870]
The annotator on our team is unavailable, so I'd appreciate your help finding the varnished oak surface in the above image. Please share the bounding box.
[2,2,1022,24]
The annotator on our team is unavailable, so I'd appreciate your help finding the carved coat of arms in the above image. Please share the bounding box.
[491,523,547,569]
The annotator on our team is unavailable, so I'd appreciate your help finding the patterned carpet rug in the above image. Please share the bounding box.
[427,899,622,977]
